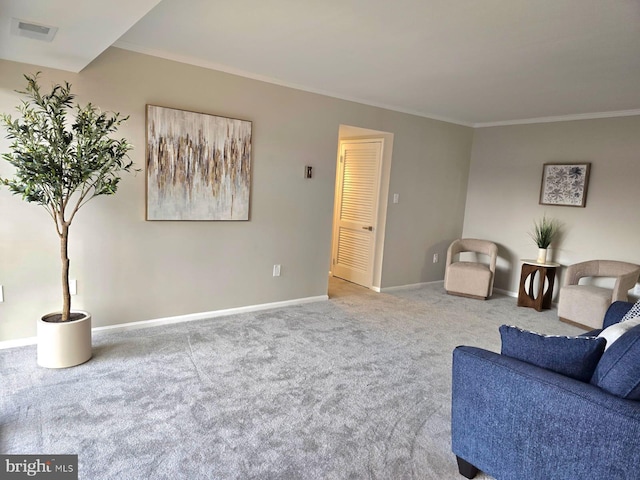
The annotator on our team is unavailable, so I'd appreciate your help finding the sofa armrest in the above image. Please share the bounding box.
[451,346,640,480]
[603,301,635,328]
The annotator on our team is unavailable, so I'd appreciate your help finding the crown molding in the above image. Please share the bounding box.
[474,109,640,128]
[110,43,640,129]
[111,42,473,127]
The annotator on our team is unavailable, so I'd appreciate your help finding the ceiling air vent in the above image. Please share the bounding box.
[11,18,58,42]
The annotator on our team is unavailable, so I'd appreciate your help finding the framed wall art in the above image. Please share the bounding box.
[146,105,252,221]
[539,163,591,207]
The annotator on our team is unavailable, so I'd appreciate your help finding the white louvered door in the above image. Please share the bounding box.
[332,140,383,287]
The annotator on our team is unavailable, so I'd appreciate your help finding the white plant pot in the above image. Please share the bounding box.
[536,248,548,264]
[37,311,92,368]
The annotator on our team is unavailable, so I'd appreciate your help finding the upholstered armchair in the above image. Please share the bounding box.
[558,260,640,329]
[444,239,498,300]
[451,301,640,479]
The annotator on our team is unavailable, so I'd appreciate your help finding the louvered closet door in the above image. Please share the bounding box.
[332,140,382,287]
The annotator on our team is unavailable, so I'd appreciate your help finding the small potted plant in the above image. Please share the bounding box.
[1,73,135,368]
[529,215,559,264]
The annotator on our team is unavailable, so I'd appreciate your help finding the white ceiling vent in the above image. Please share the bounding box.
[11,18,58,42]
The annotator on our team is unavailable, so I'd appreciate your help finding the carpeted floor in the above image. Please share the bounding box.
[0,278,584,479]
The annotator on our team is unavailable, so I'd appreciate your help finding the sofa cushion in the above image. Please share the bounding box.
[591,323,640,400]
[499,325,606,382]
[598,317,640,350]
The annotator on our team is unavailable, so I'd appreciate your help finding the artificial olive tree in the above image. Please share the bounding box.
[1,73,134,321]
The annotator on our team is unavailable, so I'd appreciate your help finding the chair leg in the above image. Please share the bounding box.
[456,456,479,479]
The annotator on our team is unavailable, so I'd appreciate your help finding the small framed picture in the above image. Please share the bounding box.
[539,163,591,207]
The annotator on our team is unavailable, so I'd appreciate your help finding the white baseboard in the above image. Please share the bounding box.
[381,282,521,299]
[0,295,329,350]
[381,280,443,293]
[494,288,518,298]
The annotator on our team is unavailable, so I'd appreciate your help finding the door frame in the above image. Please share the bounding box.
[331,127,394,291]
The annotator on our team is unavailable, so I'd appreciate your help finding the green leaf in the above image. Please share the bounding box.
[1,72,137,320]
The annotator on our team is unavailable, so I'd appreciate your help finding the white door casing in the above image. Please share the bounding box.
[331,139,383,288]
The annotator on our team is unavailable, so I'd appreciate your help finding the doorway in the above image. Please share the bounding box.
[330,125,394,292]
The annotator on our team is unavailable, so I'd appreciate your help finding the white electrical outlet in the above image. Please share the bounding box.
[70,279,77,295]
[433,253,439,263]
[0,285,3,302]
[273,264,281,277]
[393,193,399,204]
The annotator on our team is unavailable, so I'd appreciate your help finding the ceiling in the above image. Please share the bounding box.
[2,0,639,127]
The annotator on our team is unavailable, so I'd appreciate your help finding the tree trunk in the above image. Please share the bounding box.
[60,224,71,322]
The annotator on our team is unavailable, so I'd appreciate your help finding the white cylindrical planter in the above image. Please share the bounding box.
[37,311,92,368]
[536,248,548,264]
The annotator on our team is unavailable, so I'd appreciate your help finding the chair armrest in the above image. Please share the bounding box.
[562,261,597,286]
[446,241,459,267]
[488,246,497,275]
[612,270,640,302]
[451,346,640,480]
[563,263,579,286]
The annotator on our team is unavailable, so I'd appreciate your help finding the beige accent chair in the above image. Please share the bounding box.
[558,260,640,329]
[445,239,498,300]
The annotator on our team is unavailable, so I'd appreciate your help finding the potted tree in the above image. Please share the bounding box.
[529,215,559,264]
[1,73,134,368]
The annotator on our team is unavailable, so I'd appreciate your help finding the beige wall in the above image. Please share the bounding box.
[0,47,472,342]
[463,116,640,297]
[381,118,473,287]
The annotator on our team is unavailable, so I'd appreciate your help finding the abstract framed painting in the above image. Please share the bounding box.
[146,105,252,220]
[539,163,591,207]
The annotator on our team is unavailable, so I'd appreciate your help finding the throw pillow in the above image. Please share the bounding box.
[621,299,640,322]
[591,323,640,400]
[597,317,640,350]
[499,325,606,382]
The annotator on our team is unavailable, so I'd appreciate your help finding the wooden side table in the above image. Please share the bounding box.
[517,260,560,312]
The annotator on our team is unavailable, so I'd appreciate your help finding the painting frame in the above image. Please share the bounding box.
[539,162,591,208]
[145,104,252,221]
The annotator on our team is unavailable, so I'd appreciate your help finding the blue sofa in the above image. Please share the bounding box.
[451,301,640,479]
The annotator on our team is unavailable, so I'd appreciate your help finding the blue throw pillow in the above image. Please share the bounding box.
[591,323,640,400]
[499,325,606,382]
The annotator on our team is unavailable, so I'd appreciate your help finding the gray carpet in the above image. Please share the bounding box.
[0,279,584,479]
